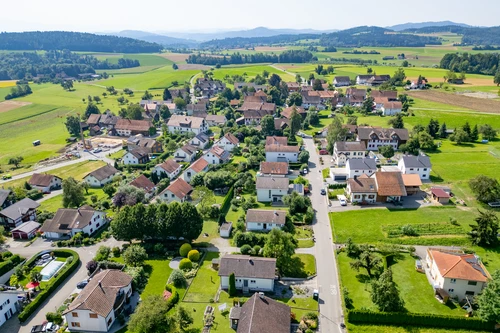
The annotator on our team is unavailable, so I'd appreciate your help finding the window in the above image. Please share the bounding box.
[410,168,414,171]
[465,291,475,296]
[368,195,375,199]
[450,279,457,284]
[107,317,113,327]
[468,281,477,286]
[423,175,427,178]
[71,322,81,328]
[90,313,98,319]
[89,221,92,226]
[354,195,360,199]
[250,280,256,283]
[448,289,454,292]
[72,312,79,317]
[257,223,261,226]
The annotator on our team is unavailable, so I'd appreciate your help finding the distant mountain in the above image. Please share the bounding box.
[387,21,472,31]
[110,30,198,48]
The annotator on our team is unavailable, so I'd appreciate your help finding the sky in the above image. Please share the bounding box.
[0,0,498,33]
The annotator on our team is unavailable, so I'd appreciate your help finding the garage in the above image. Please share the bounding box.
[11,221,41,240]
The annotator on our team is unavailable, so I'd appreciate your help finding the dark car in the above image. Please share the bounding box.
[320,188,326,195]
[77,279,89,289]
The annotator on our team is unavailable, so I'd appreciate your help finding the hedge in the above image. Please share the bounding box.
[220,186,234,216]
[346,310,495,331]
[164,284,179,309]
[0,254,23,276]
[18,250,80,322]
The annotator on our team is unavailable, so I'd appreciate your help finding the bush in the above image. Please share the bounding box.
[94,246,111,261]
[154,243,165,254]
[252,245,261,256]
[46,312,63,325]
[240,244,252,255]
[401,224,418,236]
[179,258,193,270]
[125,266,148,293]
[179,243,192,257]
[168,269,187,288]
[187,250,200,262]
[233,231,267,247]
[164,284,179,309]
[0,254,23,276]
[112,246,121,257]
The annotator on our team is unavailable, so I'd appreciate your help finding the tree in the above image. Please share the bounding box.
[287,92,303,106]
[388,113,404,129]
[228,273,236,296]
[295,74,302,83]
[469,175,500,203]
[64,115,81,136]
[180,202,204,241]
[30,271,42,283]
[93,96,101,104]
[111,205,137,242]
[125,104,143,120]
[62,177,85,208]
[469,210,499,247]
[477,270,500,323]
[479,124,497,141]
[113,185,146,208]
[141,90,153,100]
[347,116,357,125]
[471,124,479,141]
[8,156,24,168]
[61,80,73,91]
[494,70,500,86]
[103,184,116,198]
[94,246,111,261]
[361,97,374,114]
[426,118,440,138]
[378,145,395,159]
[159,105,171,121]
[174,97,186,110]
[450,128,469,145]
[326,116,348,153]
[128,295,176,333]
[370,269,405,312]
[401,60,409,67]
[163,88,172,100]
[438,122,448,138]
[298,150,310,164]
[260,115,276,137]
[268,73,282,87]
[263,228,297,275]
[84,102,100,118]
[462,122,472,137]
[176,306,193,331]
[314,64,324,75]
[312,79,323,91]
[418,131,436,150]
[306,111,319,126]
[350,250,382,277]
[123,245,148,267]
[191,186,216,218]
[289,107,302,138]
[345,238,360,258]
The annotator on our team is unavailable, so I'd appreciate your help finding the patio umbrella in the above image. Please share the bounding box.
[26,281,40,289]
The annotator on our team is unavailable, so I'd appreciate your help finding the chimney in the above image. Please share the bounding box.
[259,292,265,299]
[98,280,102,288]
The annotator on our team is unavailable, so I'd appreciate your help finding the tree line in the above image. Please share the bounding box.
[187,50,315,65]
[440,52,500,76]
[401,25,500,47]
[199,34,319,49]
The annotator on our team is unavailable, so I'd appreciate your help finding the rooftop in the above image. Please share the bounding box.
[41,206,101,234]
[85,165,119,181]
[246,209,287,225]
[164,178,193,199]
[236,293,290,333]
[260,162,288,175]
[374,172,407,197]
[218,255,276,279]
[28,173,59,187]
[256,177,289,190]
[0,198,40,220]
[428,249,490,282]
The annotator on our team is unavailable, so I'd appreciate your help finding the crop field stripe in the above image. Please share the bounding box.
[0,106,59,126]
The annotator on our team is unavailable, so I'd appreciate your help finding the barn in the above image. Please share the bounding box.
[11,221,41,240]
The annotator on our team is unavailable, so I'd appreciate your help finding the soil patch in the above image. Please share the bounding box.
[159,53,191,63]
[406,90,500,114]
[0,100,32,113]
[177,64,210,70]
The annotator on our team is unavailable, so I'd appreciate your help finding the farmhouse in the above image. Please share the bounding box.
[219,255,276,292]
[265,144,299,163]
[129,175,156,199]
[371,90,398,101]
[41,206,106,239]
[286,81,301,92]
[142,103,160,122]
[174,144,198,163]
[167,115,208,135]
[154,159,182,180]
[426,249,490,301]
[346,175,378,204]
[64,270,132,332]
[190,133,210,149]
[215,133,239,152]
[28,173,62,193]
[246,209,286,232]
[346,88,366,106]
[203,146,230,165]
[333,141,366,167]
[258,162,288,177]
[373,171,407,202]
[357,126,409,151]
[356,75,373,85]
[333,76,351,87]
[127,135,163,154]
[11,221,40,240]
[346,158,377,179]
[115,119,152,137]
[122,148,149,165]
[159,178,193,203]
[84,165,120,187]
[398,155,432,180]
[0,198,40,229]
[256,177,289,202]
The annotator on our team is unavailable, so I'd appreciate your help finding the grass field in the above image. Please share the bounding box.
[141,258,174,299]
[183,252,220,302]
[39,188,107,212]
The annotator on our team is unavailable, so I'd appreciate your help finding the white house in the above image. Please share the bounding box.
[83,165,120,187]
[398,155,432,180]
[183,158,209,183]
[258,162,289,178]
[333,76,351,87]
[256,177,289,203]
[167,115,208,135]
[357,127,409,151]
[154,159,182,180]
[64,270,132,332]
[346,175,378,203]
[129,175,156,199]
[189,133,210,149]
[346,158,377,179]
[0,198,39,229]
[174,144,198,163]
[0,291,19,327]
[40,206,106,239]
[215,133,240,152]
[122,149,149,165]
[333,141,366,167]
[246,209,286,232]
[265,144,299,163]
[381,101,403,116]
[159,178,193,203]
[28,173,62,193]
[203,146,230,165]
[219,255,276,292]
[426,249,490,301]
[356,75,373,85]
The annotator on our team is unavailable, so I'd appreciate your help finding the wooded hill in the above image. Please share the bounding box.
[402,25,500,46]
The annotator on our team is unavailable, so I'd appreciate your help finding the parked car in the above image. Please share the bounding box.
[31,325,46,333]
[45,323,59,332]
[77,279,89,289]
[303,168,308,175]
[339,198,347,206]
[93,148,102,153]
[320,188,326,195]
[319,149,328,155]
[2,174,12,180]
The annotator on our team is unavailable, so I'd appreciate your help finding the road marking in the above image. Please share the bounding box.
[330,285,337,295]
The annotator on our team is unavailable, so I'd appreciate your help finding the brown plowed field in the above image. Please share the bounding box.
[407,90,500,114]
[177,64,210,70]
[0,101,32,113]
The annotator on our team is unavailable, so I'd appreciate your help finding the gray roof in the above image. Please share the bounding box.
[86,165,119,181]
[194,133,209,143]
[357,127,409,141]
[237,293,290,333]
[11,221,41,234]
[402,155,432,168]
[246,209,287,225]
[0,189,10,206]
[347,158,377,170]
[41,207,101,234]
[0,198,40,220]
[256,177,289,190]
[334,76,351,82]
[218,255,276,279]
[335,141,366,152]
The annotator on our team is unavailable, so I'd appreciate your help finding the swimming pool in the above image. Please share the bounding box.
[40,260,65,281]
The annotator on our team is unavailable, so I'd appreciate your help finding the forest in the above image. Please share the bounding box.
[199,34,318,49]
[0,31,162,53]
[187,50,316,65]
[402,26,500,46]
[0,50,141,80]
[440,52,500,75]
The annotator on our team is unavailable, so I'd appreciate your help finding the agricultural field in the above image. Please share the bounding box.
[407,90,500,113]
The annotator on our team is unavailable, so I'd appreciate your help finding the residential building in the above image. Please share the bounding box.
[256,177,289,202]
[11,221,40,240]
[367,75,391,86]
[142,103,160,122]
[246,209,286,231]
[219,255,276,292]
[122,148,149,165]
[346,88,366,106]
[265,136,288,146]
[281,106,306,120]
[274,118,289,131]
[86,114,101,128]
[398,155,432,180]
[346,175,378,203]
[159,178,193,203]
[371,90,398,101]
[357,126,409,151]
[174,144,198,163]
[0,291,20,327]
[0,189,11,209]
[215,133,239,152]
[265,144,299,163]
[28,173,62,193]
[41,206,106,239]
[98,111,120,130]
[402,174,422,196]
[84,165,120,187]
[373,171,407,202]
[192,111,208,119]
[194,78,226,98]
[238,102,276,113]
[356,75,373,85]
[244,95,268,104]
[346,158,377,179]
[129,175,156,199]
[234,82,267,91]
[301,93,323,109]
[127,136,163,154]
[381,101,403,116]
[242,110,274,125]
[203,146,230,165]
[183,158,209,183]
[426,249,490,301]
[186,103,207,116]
[154,159,182,180]
[333,76,351,87]
[115,119,152,137]
[0,198,39,229]
[258,162,288,177]
[190,133,210,149]
[167,115,208,135]
[206,115,227,126]
[333,141,366,167]
[64,270,132,332]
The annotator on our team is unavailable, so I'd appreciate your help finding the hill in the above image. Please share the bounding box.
[388,21,472,31]
[0,31,162,53]
[112,30,199,48]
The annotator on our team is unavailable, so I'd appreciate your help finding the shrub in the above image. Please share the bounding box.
[252,245,261,256]
[0,254,23,276]
[154,243,165,254]
[228,273,236,296]
[168,269,187,288]
[179,258,193,270]
[187,250,200,262]
[125,266,148,293]
[164,284,179,309]
[401,224,418,236]
[179,243,192,257]
[240,244,252,255]
[94,246,111,261]
[46,312,63,325]
[112,247,121,257]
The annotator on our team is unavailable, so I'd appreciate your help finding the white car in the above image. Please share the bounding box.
[339,198,347,206]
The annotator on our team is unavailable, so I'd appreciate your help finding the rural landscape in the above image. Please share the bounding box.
[1,3,500,333]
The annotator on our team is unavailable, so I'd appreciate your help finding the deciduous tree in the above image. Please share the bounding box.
[477,270,500,323]
[378,145,395,159]
[260,115,276,137]
[370,269,405,312]
[350,250,382,277]
[480,124,497,141]
[263,228,297,275]
[123,245,148,267]
[388,113,404,129]
[469,175,500,204]
[125,104,144,120]
[450,128,470,145]
[287,92,303,106]
[128,295,176,333]
[84,102,100,118]
[62,177,85,208]
[8,156,24,168]
[469,210,499,247]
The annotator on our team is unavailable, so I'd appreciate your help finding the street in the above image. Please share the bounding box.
[304,138,344,333]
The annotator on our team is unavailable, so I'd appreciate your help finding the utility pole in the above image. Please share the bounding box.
[77,113,86,149]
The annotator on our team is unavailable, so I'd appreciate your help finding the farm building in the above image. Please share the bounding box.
[431,188,451,204]
[11,221,40,240]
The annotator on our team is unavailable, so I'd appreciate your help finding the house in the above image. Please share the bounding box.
[64,270,132,332]
[0,198,40,229]
[398,155,432,180]
[373,97,389,110]
[346,175,378,204]
[357,126,409,151]
[333,141,366,166]
[206,114,227,127]
[346,88,366,106]
[154,159,182,180]
[98,111,120,130]
[286,82,301,92]
[115,119,152,137]
[230,292,290,333]
[256,177,289,202]
[230,99,240,108]
[301,93,323,109]
[0,291,20,327]
[190,133,210,149]
[274,118,289,131]
[41,206,106,239]
[203,146,230,165]
[242,110,274,125]
[129,175,156,199]
[122,148,149,165]
[373,171,407,202]
[371,90,398,101]
[186,103,207,116]
[244,95,268,104]
[333,76,351,87]
[281,106,306,120]
[246,209,286,232]
[367,75,391,86]
[11,221,40,240]
[159,178,193,203]
[194,78,226,98]
[402,174,422,196]
[86,114,101,127]
[28,173,62,193]
[174,144,198,163]
[167,115,208,135]
[431,188,451,204]
[265,144,299,163]
[258,162,288,177]
[239,101,276,113]
[234,82,267,91]
[192,111,208,119]
[215,133,239,152]
[0,189,11,209]
[346,158,377,179]
[219,255,276,292]
[142,103,160,122]
[266,136,288,146]
[381,101,403,116]
[220,222,232,238]
[183,158,209,183]
[356,75,373,85]
[127,136,163,154]
[426,249,490,301]
[84,165,120,187]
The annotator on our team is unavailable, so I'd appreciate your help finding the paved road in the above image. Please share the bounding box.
[269,64,305,84]
[304,138,344,333]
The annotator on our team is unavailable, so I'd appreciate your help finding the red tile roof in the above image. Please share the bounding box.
[428,250,490,282]
[166,178,193,199]
[130,175,155,193]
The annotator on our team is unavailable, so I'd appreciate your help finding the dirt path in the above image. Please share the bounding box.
[407,90,500,114]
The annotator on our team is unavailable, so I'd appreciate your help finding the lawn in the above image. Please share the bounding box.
[193,222,221,247]
[347,324,490,333]
[225,193,287,226]
[183,252,220,302]
[39,188,108,212]
[295,226,314,248]
[292,254,316,277]
[141,258,173,299]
